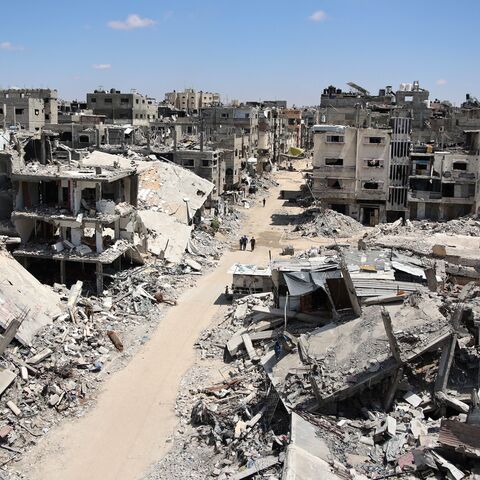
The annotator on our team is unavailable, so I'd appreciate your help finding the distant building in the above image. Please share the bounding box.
[0,88,58,132]
[165,89,221,112]
[408,131,479,220]
[86,88,157,126]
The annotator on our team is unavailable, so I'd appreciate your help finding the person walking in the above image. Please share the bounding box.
[239,237,243,251]
[243,235,249,251]
[250,237,256,251]
[262,198,266,207]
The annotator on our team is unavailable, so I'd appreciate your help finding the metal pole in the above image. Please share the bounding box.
[284,292,289,331]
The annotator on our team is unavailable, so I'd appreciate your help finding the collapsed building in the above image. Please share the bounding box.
[10,158,141,293]
[182,230,480,479]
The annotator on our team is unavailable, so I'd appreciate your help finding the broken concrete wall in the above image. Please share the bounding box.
[0,249,61,345]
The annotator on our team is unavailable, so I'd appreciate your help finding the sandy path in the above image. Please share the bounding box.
[16,170,316,480]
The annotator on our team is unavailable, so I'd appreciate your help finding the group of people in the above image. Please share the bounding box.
[239,235,256,251]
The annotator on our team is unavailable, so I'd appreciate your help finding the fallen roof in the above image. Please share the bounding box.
[137,161,214,223]
[80,150,143,171]
[0,250,61,345]
[307,295,451,404]
[262,293,451,408]
[137,210,192,263]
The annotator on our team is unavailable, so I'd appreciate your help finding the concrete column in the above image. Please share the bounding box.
[95,224,103,253]
[60,260,66,285]
[114,219,120,240]
[95,262,103,294]
[71,228,82,247]
[95,183,102,202]
[417,203,426,219]
[73,184,82,214]
[123,177,131,203]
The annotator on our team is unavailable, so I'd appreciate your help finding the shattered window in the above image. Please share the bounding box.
[368,137,384,144]
[327,179,342,189]
[326,135,344,143]
[452,161,467,171]
[366,159,383,167]
[363,181,380,189]
[325,158,343,166]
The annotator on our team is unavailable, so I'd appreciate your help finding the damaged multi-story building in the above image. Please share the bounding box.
[0,88,58,132]
[312,125,392,225]
[163,148,226,200]
[86,88,158,126]
[408,130,480,220]
[201,105,259,187]
[9,152,140,293]
[312,118,480,223]
[164,89,221,113]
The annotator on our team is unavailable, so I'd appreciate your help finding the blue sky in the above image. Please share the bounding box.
[0,0,477,106]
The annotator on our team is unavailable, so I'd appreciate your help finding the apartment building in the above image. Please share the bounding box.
[0,88,58,133]
[312,125,391,225]
[202,106,260,185]
[165,89,221,112]
[280,109,302,148]
[10,155,139,293]
[86,89,157,126]
[408,131,479,220]
[164,149,226,199]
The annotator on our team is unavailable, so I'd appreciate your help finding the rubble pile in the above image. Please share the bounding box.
[0,250,228,467]
[164,262,480,479]
[394,215,480,237]
[365,215,480,252]
[294,208,365,238]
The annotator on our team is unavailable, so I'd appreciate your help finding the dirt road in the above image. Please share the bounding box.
[16,169,326,480]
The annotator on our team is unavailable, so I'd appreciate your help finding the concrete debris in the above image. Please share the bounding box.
[294,207,365,238]
[0,188,237,468]
[158,229,480,480]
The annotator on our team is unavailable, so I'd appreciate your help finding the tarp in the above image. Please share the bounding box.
[288,147,305,157]
[283,270,341,296]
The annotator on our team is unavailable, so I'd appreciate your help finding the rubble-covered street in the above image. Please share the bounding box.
[2,8,480,478]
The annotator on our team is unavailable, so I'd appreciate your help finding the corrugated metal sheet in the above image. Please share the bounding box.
[439,419,480,455]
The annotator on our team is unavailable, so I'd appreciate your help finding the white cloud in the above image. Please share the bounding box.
[107,14,156,30]
[92,64,111,70]
[0,41,23,51]
[436,79,447,86]
[309,10,327,22]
